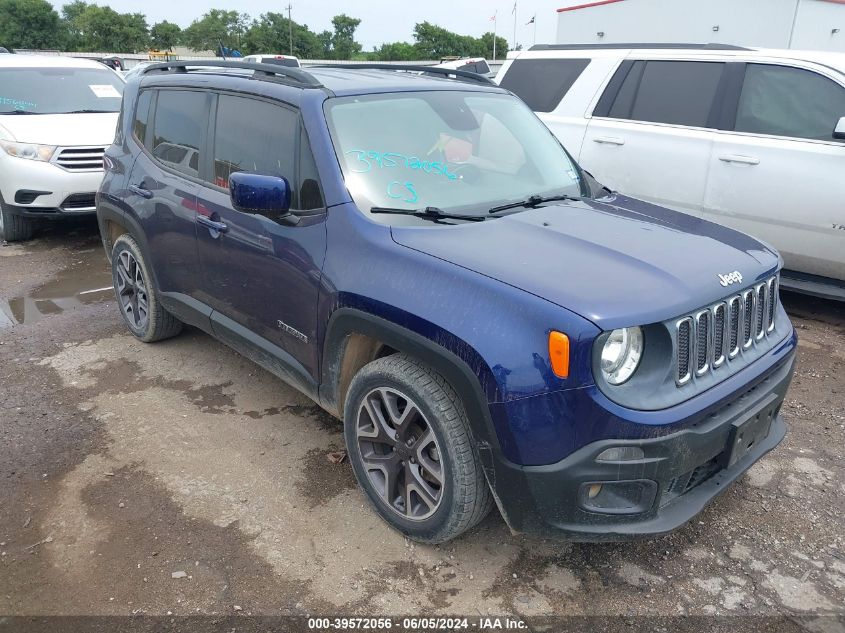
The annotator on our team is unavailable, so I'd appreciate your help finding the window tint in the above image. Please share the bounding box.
[151,90,206,178]
[133,90,152,146]
[606,61,723,127]
[499,58,590,112]
[211,95,297,193]
[735,64,845,141]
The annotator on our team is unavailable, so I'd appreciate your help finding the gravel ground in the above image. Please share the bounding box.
[0,221,843,624]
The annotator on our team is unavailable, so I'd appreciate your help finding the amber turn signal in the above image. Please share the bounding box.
[548,331,570,378]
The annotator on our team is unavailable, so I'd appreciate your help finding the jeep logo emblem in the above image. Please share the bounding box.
[718,271,743,287]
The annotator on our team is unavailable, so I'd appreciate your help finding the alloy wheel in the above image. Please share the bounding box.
[355,387,444,520]
[116,250,149,330]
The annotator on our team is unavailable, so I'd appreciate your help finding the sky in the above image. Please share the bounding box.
[48,0,585,52]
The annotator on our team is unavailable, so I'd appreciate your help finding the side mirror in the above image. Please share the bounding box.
[229,172,291,216]
[834,116,845,140]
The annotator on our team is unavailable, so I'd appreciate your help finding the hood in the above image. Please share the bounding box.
[391,194,780,330]
[0,113,119,146]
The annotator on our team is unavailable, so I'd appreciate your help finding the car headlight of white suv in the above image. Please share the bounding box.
[0,140,57,162]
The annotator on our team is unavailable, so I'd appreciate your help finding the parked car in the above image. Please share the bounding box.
[436,57,493,77]
[0,55,125,241]
[497,44,845,300]
[242,54,301,68]
[98,59,796,543]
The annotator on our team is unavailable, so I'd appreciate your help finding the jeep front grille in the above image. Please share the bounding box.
[52,146,106,171]
[674,275,779,387]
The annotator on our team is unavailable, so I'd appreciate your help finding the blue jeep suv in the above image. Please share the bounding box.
[97,61,796,543]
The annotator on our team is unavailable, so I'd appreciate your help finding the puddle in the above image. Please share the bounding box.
[0,249,113,328]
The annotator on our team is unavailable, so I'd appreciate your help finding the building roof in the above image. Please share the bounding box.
[557,0,626,13]
[557,0,845,11]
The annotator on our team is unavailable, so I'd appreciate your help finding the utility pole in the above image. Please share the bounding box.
[285,4,293,55]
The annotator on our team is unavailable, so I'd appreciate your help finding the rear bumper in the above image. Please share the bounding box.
[487,348,795,541]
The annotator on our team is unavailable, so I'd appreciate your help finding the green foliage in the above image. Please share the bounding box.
[412,21,506,60]
[150,20,181,51]
[479,32,508,60]
[62,1,149,53]
[241,13,323,58]
[182,9,247,52]
[2,4,502,63]
[0,0,63,49]
[372,41,418,62]
[329,14,361,60]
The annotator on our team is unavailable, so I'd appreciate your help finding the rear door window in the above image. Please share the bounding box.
[150,90,207,178]
[499,58,590,112]
[735,64,845,141]
[602,60,724,128]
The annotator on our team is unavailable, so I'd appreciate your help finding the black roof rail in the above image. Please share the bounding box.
[528,43,751,51]
[142,60,323,88]
[312,63,497,86]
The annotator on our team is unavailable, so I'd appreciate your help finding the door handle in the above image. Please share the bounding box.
[197,215,229,234]
[593,136,625,146]
[128,183,152,199]
[719,154,760,165]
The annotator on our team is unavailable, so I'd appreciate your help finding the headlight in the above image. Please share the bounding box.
[600,326,643,385]
[0,140,57,162]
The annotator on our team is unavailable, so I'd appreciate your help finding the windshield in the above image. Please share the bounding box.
[325,91,585,218]
[0,67,124,114]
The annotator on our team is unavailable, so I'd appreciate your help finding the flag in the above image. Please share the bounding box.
[525,14,535,25]
[512,2,517,14]
[490,11,497,21]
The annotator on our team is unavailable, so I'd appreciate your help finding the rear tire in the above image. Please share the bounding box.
[0,204,34,242]
[344,353,493,543]
[111,234,182,342]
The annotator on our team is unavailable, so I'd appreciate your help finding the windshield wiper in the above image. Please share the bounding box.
[488,193,583,215]
[370,206,487,223]
[61,109,115,114]
[0,110,42,115]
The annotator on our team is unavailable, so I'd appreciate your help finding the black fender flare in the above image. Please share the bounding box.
[318,307,514,485]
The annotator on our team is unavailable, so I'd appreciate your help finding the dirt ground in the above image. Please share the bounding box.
[1,220,843,623]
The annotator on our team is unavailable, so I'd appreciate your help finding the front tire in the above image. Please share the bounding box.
[0,204,34,242]
[344,354,493,543]
[111,234,182,342]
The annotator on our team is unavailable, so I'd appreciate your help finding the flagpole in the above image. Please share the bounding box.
[533,15,537,45]
[513,1,517,50]
[493,12,497,60]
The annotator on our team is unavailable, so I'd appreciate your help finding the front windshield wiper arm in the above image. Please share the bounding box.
[370,206,487,223]
[488,193,583,215]
[0,110,43,115]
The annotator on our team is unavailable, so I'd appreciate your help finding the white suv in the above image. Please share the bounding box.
[497,44,845,300]
[0,55,124,241]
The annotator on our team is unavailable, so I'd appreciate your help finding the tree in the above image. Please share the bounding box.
[412,22,503,60]
[373,41,418,61]
[61,2,149,52]
[150,20,181,51]
[479,32,508,60]
[182,9,248,52]
[242,13,323,58]
[330,14,360,60]
[0,0,64,49]
[316,30,333,58]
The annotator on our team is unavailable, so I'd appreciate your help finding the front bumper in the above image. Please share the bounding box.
[0,154,103,217]
[486,349,795,541]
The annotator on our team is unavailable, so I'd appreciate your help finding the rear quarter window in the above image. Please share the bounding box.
[499,58,590,113]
